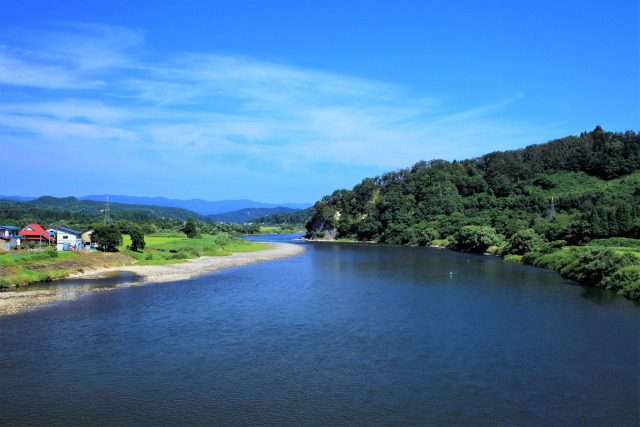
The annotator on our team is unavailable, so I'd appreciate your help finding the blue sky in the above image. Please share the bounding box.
[1,0,637,204]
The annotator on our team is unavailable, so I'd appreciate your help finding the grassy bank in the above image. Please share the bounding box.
[0,248,135,287]
[497,237,640,300]
[0,233,269,287]
[520,239,640,300]
[257,226,305,234]
[120,232,269,265]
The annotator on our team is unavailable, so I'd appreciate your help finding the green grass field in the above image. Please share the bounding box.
[120,233,269,265]
[0,233,270,286]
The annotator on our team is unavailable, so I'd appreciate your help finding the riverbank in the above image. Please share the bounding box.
[0,242,304,316]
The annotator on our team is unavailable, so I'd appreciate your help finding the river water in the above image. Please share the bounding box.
[1,233,638,426]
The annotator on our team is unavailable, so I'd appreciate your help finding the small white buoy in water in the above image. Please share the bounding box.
[449,271,453,276]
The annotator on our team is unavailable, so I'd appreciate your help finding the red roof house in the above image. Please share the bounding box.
[19,223,54,243]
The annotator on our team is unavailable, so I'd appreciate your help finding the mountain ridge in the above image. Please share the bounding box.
[0,195,311,216]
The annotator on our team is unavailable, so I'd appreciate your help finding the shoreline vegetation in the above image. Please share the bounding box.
[303,128,640,300]
[0,238,304,317]
[303,235,640,300]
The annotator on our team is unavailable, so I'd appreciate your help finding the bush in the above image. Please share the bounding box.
[171,251,189,260]
[503,254,523,264]
[601,266,640,299]
[214,232,233,246]
[31,248,59,260]
[502,229,544,255]
[559,248,636,285]
[449,225,500,253]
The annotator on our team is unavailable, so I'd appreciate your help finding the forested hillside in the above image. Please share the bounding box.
[305,127,640,298]
[208,206,300,224]
[253,208,312,227]
[0,198,260,236]
[0,196,208,222]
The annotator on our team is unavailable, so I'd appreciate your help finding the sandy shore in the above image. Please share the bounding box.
[0,242,305,317]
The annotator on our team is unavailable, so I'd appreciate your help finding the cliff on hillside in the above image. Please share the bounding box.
[305,212,339,240]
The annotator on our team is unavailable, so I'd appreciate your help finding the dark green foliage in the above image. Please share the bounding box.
[559,248,636,285]
[601,266,640,299]
[586,237,640,249]
[252,208,312,227]
[208,206,304,224]
[448,225,500,253]
[302,127,640,299]
[523,246,640,298]
[92,224,123,252]
[182,217,199,238]
[305,128,639,246]
[129,225,146,251]
[503,229,544,255]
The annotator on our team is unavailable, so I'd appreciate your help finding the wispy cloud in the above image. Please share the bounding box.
[0,23,550,200]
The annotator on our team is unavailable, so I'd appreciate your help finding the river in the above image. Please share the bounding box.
[1,233,638,425]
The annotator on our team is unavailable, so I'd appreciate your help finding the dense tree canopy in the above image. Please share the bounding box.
[305,127,640,245]
[92,224,123,252]
[129,224,146,251]
[182,217,199,238]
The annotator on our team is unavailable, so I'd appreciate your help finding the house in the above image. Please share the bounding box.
[81,229,94,248]
[19,223,54,246]
[0,225,22,251]
[51,226,85,251]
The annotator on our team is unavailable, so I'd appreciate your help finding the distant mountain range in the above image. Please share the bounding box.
[209,207,300,224]
[0,195,312,216]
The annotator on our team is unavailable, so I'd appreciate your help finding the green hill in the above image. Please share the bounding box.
[207,206,300,224]
[305,127,640,299]
[250,208,312,226]
[0,196,209,223]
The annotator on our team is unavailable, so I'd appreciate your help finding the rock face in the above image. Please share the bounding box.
[306,217,337,240]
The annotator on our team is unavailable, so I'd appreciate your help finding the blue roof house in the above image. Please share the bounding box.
[51,226,85,251]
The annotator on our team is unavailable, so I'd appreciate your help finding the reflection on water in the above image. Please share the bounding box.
[14,272,143,293]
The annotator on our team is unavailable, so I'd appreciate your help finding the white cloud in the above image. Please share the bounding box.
[0,23,553,200]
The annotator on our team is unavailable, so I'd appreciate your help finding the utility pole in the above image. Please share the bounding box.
[104,196,111,225]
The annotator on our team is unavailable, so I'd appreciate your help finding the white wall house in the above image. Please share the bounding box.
[53,227,85,251]
[0,226,22,251]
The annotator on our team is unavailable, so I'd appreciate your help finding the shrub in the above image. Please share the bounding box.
[214,232,233,246]
[559,248,636,285]
[502,229,544,255]
[600,265,640,298]
[449,225,500,253]
[31,248,59,260]
[171,251,189,260]
[503,254,523,264]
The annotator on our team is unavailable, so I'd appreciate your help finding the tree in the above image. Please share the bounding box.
[129,224,146,251]
[503,228,544,255]
[450,225,500,253]
[92,224,123,252]
[182,217,199,238]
